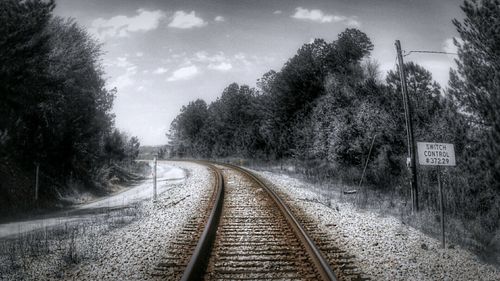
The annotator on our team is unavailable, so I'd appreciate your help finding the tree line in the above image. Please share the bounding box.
[168,0,500,249]
[0,0,140,212]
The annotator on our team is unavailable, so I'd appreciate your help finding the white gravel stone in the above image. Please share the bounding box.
[0,161,212,281]
[254,170,500,281]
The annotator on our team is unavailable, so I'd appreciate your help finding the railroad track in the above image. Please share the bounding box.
[151,162,223,280]
[155,161,363,280]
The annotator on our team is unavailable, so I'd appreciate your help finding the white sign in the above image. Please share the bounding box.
[417,142,456,166]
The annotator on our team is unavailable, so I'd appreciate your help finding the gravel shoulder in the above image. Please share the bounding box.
[0,161,212,281]
[254,170,500,281]
[0,162,185,239]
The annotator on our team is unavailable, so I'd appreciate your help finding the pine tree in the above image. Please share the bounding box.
[450,0,500,190]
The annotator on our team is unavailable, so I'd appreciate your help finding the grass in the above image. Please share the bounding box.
[0,204,142,279]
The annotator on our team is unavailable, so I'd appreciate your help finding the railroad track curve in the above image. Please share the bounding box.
[151,162,224,280]
[179,161,337,281]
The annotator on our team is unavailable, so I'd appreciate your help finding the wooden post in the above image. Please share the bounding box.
[153,157,157,201]
[395,40,419,212]
[35,163,40,201]
[437,166,445,248]
[358,134,377,188]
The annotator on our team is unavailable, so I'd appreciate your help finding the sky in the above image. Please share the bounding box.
[54,0,464,145]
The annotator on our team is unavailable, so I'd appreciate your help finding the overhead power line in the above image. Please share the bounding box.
[404,50,458,57]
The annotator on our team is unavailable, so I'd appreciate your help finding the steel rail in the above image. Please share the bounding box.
[180,162,224,281]
[222,163,338,281]
[181,161,337,280]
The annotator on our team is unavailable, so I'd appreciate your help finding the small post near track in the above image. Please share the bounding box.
[35,162,40,201]
[153,157,157,201]
[417,142,456,249]
[358,134,377,189]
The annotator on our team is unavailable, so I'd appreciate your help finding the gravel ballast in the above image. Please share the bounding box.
[2,162,498,280]
[62,161,212,280]
[254,170,500,281]
[0,161,212,281]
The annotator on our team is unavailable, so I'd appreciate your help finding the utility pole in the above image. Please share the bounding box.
[395,40,419,212]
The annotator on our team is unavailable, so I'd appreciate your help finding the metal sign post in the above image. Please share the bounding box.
[417,142,456,248]
[153,157,157,201]
[437,166,445,248]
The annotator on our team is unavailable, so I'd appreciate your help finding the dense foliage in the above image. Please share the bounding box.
[447,0,500,242]
[168,0,500,251]
[0,0,139,210]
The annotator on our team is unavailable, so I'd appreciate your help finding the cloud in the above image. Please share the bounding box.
[214,16,225,22]
[167,65,199,81]
[292,7,332,23]
[234,53,251,66]
[192,51,233,71]
[171,52,187,59]
[273,10,282,15]
[208,62,232,71]
[90,9,165,40]
[110,56,138,89]
[343,17,360,27]
[113,66,137,89]
[153,67,168,74]
[116,56,132,68]
[291,7,359,26]
[194,51,226,63]
[114,72,135,89]
[168,11,206,29]
[419,59,456,87]
[136,52,144,57]
[443,37,462,54]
